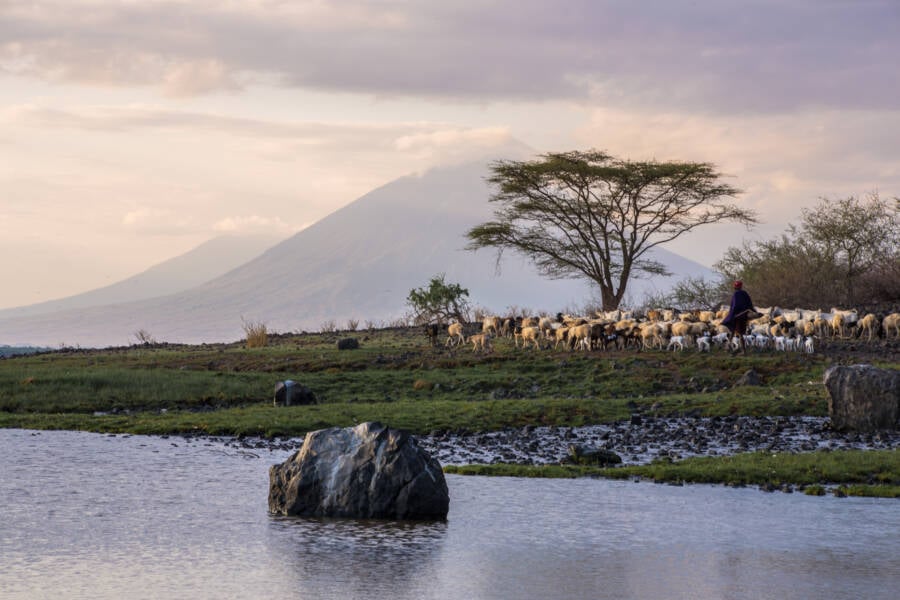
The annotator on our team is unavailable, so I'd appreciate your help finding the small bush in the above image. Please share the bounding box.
[242,318,268,348]
[346,318,360,332]
[413,379,435,391]
[320,319,337,333]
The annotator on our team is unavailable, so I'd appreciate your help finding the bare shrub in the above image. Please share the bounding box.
[133,329,157,345]
[346,318,360,332]
[320,319,337,333]
[242,317,268,348]
[388,316,411,328]
[636,289,674,314]
[503,305,533,318]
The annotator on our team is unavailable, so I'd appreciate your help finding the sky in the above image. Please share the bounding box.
[2,0,899,309]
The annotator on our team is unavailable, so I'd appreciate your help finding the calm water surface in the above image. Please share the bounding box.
[1,429,897,599]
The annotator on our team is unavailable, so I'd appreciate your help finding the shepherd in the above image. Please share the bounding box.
[722,280,757,355]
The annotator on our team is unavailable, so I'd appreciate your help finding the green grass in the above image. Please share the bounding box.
[1,328,835,428]
[445,449,900,497]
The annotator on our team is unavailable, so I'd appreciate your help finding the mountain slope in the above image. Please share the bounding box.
[0,162,716,347]
[0,234,278,319]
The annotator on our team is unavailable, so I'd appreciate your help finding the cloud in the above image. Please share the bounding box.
[122,206,194,234]
[1,1,897,111]
[212,215,300,235]
[162,59,241,97]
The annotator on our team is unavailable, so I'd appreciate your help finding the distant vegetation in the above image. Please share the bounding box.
[716,192,899,308]
[0,345,51,358]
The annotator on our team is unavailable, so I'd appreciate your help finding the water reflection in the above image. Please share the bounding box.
[268,517,447,598]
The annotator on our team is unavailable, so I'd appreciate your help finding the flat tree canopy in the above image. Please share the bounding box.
[466,150,757,309]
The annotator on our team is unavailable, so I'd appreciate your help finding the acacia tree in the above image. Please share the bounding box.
[406,274,471,325]
[466,150,756,310]
[800,192,898,305]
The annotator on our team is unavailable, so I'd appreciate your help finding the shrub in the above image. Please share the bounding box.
[242,318,268,348]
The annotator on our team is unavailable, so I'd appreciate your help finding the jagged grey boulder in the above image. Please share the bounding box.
[824,364,900,431]
[268,422,449,520]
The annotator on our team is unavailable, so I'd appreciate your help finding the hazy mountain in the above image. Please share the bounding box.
[0,161,716,347]
[0,234,278,319]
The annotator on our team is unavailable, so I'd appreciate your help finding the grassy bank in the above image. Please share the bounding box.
[445,449,900,498]
[2,327,897,491]
[0,327,839,434]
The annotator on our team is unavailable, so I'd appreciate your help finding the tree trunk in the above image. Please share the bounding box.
[600,285,620,310]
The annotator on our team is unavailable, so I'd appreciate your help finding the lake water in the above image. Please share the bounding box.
[1,429,897,600]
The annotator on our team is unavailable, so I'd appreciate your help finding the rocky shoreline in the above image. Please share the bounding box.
[220,415,900,467]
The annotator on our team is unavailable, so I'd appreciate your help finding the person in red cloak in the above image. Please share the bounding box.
[721,280,756,354]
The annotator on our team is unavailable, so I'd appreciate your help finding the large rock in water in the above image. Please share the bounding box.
[824,364,900,431]
[268,422,449,520]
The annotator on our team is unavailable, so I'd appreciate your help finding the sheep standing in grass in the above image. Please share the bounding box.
[446,323,465,347]
[482,316,501,337]
[553,326,571,350]
[857,313,879,341]
[883,313,900,339]
[515,326,543,350]
[666,336,685,351]
[568,323,593,351]
[469,333,494,353]
[830,313,845,339]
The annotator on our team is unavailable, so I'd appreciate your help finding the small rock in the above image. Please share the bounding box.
[735,369,763,387]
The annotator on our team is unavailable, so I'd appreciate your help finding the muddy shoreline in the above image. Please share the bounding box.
[214,414,899,467]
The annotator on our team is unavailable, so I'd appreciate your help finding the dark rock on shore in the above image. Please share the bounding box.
[824,364,900,431]
[273,380,317,406]
[567,444,622,466]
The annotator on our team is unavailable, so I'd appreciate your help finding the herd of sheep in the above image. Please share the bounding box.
[430,307,900,354]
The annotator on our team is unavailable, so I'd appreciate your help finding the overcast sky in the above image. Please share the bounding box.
[3,0,899,308]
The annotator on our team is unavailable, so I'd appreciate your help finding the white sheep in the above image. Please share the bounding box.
[804,336,815,354]
[666,336,685,351]
[711,332,730,348]
[696,336,711,352]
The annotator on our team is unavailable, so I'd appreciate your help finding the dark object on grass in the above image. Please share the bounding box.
[735,369,762,387]
[567,444,622,466]
[824,364,899,432]
[273,380,317,407]
[337,337,360,350]
[268,422,449,520]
